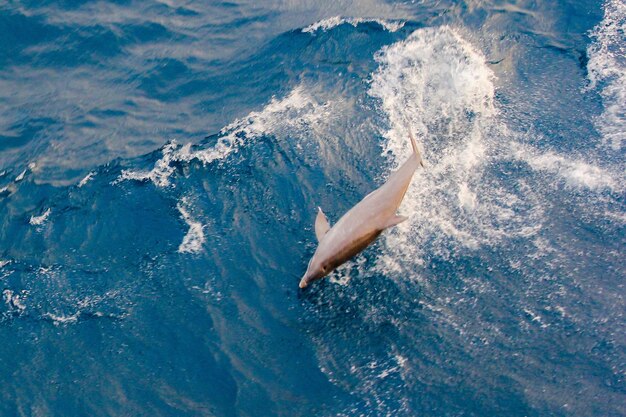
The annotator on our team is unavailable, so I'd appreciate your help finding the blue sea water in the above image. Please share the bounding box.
[1,0,625,416]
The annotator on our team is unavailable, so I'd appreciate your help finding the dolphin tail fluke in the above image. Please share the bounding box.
[408,129,425,168]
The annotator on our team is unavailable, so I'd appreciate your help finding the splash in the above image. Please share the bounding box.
[368,26,525,267]
[365,25,623,277]
[586,0,626,150]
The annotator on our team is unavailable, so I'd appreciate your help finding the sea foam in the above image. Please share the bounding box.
[368,26,526,267]
[177,198,205,254]
[29,208,51,226]
[587,0,626,150]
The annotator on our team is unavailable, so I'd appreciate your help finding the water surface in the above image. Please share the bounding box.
[1,1,624,416]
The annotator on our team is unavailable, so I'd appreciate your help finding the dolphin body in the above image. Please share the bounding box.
[299,131,424,289]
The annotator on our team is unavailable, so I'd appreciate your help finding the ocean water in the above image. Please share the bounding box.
[1,0,624,416]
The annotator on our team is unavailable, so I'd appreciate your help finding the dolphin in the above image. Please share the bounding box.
[299,130,424,289]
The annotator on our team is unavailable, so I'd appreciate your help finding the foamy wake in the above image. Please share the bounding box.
[177,198,205,254]
[302,16,405,34]
[586,0,626,150]
[116,85,333,187]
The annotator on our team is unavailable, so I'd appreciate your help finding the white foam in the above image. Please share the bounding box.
[370,27,496,153]
[509,142,620,191]
[2,289,26,312]
[29,208,51,226]
[116,141,179,187]
[586,0,626,150]
[14,169,27,182]
[44,312,80,325]
[116,85,332,187]
[457,182,478,211]
[368,26,543,268]
[13,163,35,183]
[78,171,95,187]
[0,260,9,268]
[218,85,331,146]
[302,16,405,33]
[523,308,549,328]
[177,198,205,254]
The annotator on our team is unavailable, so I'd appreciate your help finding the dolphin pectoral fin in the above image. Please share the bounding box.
[315,207,331,241]
[382,215,408,230]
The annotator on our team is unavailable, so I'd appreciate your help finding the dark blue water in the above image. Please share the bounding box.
[1,1,624,416]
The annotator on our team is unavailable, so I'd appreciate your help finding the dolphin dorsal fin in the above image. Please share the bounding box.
[382,215,408,230]
[315,207,331,241]
[408,129,425,168]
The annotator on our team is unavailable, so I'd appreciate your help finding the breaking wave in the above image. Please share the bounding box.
[302,16,405,34]
[116,85,333,187]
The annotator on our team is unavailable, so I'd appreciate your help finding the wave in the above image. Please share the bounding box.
[77,171,95,187]
[586,0,626,150]
[302,16,405,34]
[110,23,623,286]
[116,85,333,187]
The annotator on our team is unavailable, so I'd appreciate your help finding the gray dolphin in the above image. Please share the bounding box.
[299,130,424,289]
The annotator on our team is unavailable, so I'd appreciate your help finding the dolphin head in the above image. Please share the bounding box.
[299,254,332,289]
